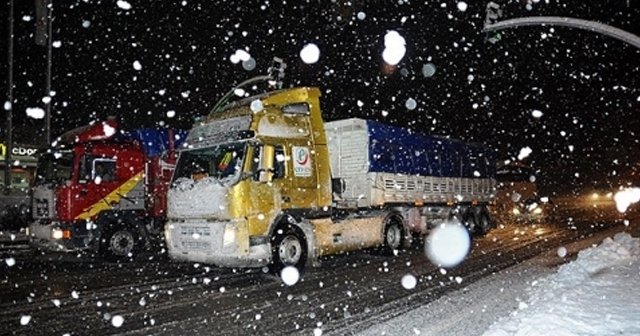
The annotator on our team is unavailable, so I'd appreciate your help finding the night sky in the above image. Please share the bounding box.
[1,0,639,193]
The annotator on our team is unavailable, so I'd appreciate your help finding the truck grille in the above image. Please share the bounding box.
[170,222,224,252]
[34,199,50,218]
[181,240,212,251]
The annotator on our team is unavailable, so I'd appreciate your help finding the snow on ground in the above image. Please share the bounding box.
[359,226,640,336]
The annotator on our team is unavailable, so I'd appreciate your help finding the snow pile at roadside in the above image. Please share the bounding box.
[483,232,640,336]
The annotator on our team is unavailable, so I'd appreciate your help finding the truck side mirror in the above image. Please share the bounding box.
[259,145,275,183]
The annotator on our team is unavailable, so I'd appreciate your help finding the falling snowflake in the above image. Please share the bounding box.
[133,61,142,71]
[116,1,132,10]
[457,2,468,12]
[230,49,251,64]
[103,124,116,137]
[242,58,256,71]
[111,315,124,327]
[401,274,417,289]
[405,98,417,110]
[425,221,471,268]
[422,63,436,77]
[557,246,568,258]
[614,188,640,213]
[20,315,31,326]
[382,30,406,65]
[300,43,320,64]
[26,107,45,119]
[517,147,532,160]
[250,100,264,113]
[281,266,300,286]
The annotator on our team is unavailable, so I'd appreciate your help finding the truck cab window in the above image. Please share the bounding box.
[252,145,285,181]
[93,159,116,182]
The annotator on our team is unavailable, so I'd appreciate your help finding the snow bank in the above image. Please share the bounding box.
[483,232,640,336]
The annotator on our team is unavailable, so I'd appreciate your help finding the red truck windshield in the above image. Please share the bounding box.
[34,151,75,185]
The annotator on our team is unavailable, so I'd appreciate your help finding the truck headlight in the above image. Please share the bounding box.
[51,228,71,240]
[223,224,236,247]
[164,223,174,247]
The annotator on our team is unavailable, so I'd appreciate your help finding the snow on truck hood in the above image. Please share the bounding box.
[167,177,230,219]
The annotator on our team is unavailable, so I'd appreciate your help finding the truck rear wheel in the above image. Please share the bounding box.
[475,207,493,235]
[382,215,404,255]
[101,226,140,262]
[270,224,307,273]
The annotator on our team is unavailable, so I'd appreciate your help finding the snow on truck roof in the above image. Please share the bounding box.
[55,119,187,157]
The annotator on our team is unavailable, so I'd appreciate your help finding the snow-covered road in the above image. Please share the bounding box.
[358,214,640,336]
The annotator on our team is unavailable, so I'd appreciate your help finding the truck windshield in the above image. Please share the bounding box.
[173,142,247,186]
[34,151,75,185]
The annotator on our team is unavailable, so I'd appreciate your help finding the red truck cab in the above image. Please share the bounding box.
[28,119,186,260]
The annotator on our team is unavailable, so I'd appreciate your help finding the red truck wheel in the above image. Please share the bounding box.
[101,226,140,261]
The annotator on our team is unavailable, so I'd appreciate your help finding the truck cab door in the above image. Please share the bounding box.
[76,157,119,219]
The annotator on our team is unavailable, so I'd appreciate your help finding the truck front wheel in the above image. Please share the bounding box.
[270,224,307,273]
[101,227,140,261]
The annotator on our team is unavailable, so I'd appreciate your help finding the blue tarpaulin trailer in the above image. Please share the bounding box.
[366,119,496,179]
[325,118,496,212]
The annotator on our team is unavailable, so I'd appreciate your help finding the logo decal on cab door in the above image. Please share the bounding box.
[292,146,312,177]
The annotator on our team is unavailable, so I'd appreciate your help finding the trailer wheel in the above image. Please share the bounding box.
[101,226,140,262]
[462,208,477,233]
[382,215,404,255]
[475,207,493,235]
[270,224,307,274]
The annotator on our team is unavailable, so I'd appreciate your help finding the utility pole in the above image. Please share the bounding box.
[36,0,52,146]
[45,0,52,146]
[4,0,14,195]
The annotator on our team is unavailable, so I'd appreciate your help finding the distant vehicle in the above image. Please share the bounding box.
[494,161,545,221]
[164,71,497,271]
[28,118,187,260]
[0,143,39,231]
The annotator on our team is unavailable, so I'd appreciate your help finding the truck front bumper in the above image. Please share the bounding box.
[27,220,94,252]
[165,219,271,268]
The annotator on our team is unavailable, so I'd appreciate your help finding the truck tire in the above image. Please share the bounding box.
[462,208,477,233]
[382,215,404,255]
[270,224,307,274]
[101,226,141,262]
[475,207,493,235]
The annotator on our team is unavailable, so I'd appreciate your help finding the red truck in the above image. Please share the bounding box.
[28,118,187,260]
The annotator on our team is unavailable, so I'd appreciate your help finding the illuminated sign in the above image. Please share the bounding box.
[0,144,39,157]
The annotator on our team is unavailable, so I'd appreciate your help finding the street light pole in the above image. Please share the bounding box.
[4,0,14,195]
[45,0,52,146]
